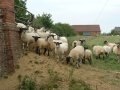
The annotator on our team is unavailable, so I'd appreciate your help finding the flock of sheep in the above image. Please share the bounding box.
[17,23,120,68]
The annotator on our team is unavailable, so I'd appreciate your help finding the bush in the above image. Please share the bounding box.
[18,75,36,90]
[51,23,76,37]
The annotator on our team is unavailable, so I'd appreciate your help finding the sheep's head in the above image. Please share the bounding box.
[79,39,86,45]
[32,36,41,42]
[104,40,108,44]
[73,42,77,48]
[66,56,71,64]
[117,44,120,48]
[54,42,62,48]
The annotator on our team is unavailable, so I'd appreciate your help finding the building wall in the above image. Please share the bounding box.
[76,31,100,36]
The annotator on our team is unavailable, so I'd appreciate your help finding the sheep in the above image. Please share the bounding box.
[54,41,68,61]
[84,49,92,64]
[72,40,80,48]
[66,45,85,68]
[104,40,116,51]
[16,23,27,28]
[113,44,120,63]
[72,39,86,48]
[26,26,35,33]
[21,30,39,50]
[103,45,111,56]
[59,36,68,43]
[37,27,46,32]
[32,35,55,56]
[93,45,105,59]
[37,31,51,38]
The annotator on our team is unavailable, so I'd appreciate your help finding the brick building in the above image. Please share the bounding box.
[72,25,101,36]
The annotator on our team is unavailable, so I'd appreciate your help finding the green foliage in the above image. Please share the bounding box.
[18,75,36,90]
[51,23,76,37]
[32,13,53,29]
[15,0,33,24]
[111,29,120,35]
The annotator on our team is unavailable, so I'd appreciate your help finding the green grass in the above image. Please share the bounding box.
[68,35,120,71]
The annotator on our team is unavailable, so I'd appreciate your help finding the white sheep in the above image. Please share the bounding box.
[59,36,68,43]
[93,45,105,59]
[103,45,111,56]
[21,31,39,50]
[66,45,84,68]
[84,49,92,64]
[16,23,27,28]
[113,44,120,63]
[54,41,68,61]
[37,30,50,38]
[72,40,81,48]
[104,40,116,51]
[72,39,86,48]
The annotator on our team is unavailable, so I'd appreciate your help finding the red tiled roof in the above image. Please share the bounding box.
[72,25,101,32]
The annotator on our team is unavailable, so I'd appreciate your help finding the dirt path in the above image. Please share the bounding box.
[0,52,120,90]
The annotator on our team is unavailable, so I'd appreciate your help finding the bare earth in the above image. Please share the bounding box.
[0,52,120,90]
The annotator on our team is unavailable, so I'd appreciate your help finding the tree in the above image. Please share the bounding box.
[52,23,76,37]
[15,0,33,24]
[32,13,53,29]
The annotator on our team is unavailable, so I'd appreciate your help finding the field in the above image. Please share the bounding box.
[0,35,120,90]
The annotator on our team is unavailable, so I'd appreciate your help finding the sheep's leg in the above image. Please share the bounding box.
[47,49,50,56]
[22,43,25,50]
[88,58,92,65]
[44,48,47,55]
[77,58,81,68]
[82,58,85,64]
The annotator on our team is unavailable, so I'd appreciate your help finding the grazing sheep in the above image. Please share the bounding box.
[54,41,68,61]
[104,40,116,51]
[93,45,105,59]
[113,44,120,63]
[84,49,92,64]
[103,45,111,56]
[66,46,85,68]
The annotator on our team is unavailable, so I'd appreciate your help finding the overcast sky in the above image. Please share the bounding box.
[27,0,120,33]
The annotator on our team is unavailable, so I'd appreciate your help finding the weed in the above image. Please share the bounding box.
[15,64,20,69]
[18,75,36,90]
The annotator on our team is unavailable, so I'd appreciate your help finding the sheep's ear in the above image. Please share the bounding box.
[59,42,62,44]
[32,36,35,38]
[54,42,56,44]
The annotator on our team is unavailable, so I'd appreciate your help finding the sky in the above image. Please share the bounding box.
[26,0,120,33]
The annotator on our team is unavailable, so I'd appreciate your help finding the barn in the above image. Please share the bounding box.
[72,25,101,36]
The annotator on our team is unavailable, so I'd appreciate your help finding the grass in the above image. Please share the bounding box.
[68,35,120,71]
[69,79,92,90]
[39,68,61,90]
[68,67,92,90]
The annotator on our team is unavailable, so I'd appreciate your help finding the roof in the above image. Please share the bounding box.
[71,25,101,32]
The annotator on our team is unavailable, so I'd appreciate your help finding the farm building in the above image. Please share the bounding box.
[72,25,101,36]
